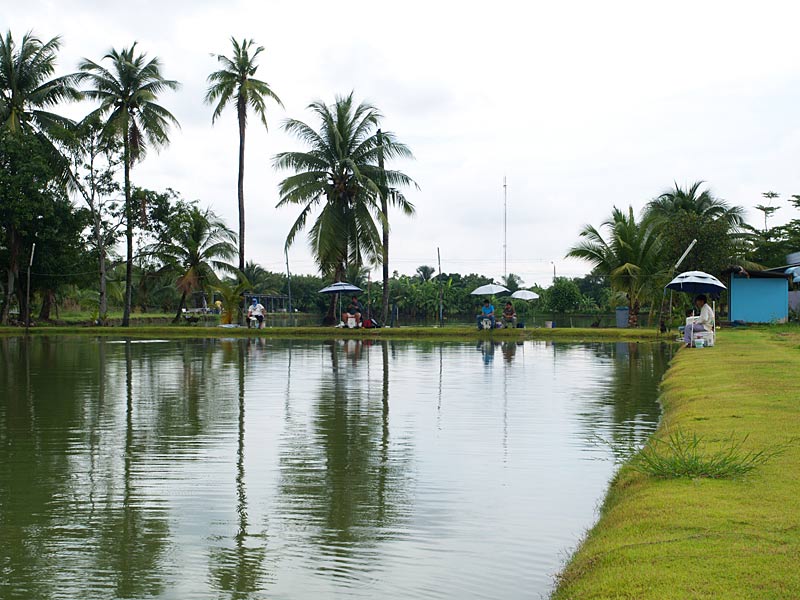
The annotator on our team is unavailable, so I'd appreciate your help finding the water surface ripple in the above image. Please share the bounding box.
[0,337,673,599]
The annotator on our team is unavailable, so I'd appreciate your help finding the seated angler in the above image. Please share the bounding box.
[476,299,496,330]
[502,301,517,328]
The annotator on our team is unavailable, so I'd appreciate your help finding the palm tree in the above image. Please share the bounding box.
[274,93,415,324]
[567,206,662,326]
[148,206,237,323]
[645,181,744,229]
[205,37,283,273]
[415,265,436,282]
[77,44,180,327]
[0,30,80,140]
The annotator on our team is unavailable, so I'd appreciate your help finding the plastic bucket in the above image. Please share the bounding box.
[694,338,705,348]
[544,321,554,328]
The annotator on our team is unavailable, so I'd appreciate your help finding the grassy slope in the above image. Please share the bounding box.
[0,325,660,342]
[553,328,800,599]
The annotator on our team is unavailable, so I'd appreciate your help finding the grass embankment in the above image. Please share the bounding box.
[0,324,660,342]
[553,328,800,599]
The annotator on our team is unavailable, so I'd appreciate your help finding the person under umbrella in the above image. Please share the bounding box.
[477,299,496,330]
[684,294,714,347]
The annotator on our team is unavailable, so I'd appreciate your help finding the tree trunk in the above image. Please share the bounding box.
[0,227,20,325]
[95,213,108,321]
[38,289,54,321]
[122,128,133,328]
[173,290,187,324]
[628,297,640,327]
[322,263,344,326]
[378,130,390,326]
[237,101,246,274]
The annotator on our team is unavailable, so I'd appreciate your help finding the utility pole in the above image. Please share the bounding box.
[503,176,507,282]
[437,247,443,327]
[285,247,293,327]
[25,243,36,335]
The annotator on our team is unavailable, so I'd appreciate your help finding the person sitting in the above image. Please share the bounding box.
[476,299,495,330]
[502,301,517,328]
[684,294,714,347]
[247,298,265,329]
[344,295,365,327]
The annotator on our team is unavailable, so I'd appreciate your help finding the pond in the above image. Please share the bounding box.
[0,337,673,599]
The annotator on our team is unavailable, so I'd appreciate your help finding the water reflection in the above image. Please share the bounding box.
[0,337,673,599]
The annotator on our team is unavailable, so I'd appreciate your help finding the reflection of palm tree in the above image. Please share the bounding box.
[93,341,169,597]
[209,340,269,597]
[278,340,412,570]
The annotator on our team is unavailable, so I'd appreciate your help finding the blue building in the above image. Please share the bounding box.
[726,269,790,323]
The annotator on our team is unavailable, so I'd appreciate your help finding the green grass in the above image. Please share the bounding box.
[552,328,800,599]
[0,324,662,342]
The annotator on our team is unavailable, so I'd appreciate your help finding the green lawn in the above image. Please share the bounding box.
[552,327,800,599]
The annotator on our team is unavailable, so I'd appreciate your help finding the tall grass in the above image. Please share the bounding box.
[631,429,783,479]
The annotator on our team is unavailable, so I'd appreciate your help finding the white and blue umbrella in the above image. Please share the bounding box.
[470,284,509,296]
[319,281,362,295]
[319,282,363,322]
[665,271,726,297]
[510,289,540,301]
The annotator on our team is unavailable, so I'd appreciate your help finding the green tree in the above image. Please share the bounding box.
[0,30,80,167]
[543,277,583,313]
[148,205,237,322]
[501,273,524,292]
[755,191,780,234]
[567,206,662,326]
[63,114,122,320]
[274,93,415,324]
[78,44,180,327]
[415,265,435,282]
[646,181,743,230]
[205,37,283,273]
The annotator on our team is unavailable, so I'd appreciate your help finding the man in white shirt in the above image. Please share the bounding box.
[684,294,714,347]
[248,298,265,329]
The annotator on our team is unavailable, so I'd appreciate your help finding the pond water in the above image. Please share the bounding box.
[0,337,673,599]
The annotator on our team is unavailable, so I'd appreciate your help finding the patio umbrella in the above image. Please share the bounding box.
[319,281,362,295]
[319,281,363,322]
[470,284,509,296]
[665,271,727,297]
[510,289,539,301]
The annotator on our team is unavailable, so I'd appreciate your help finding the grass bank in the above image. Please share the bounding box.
[0,324,660,342]
[553,328,800,599]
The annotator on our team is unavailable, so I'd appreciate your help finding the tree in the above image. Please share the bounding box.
[755,191,780,234]
[646,181,743,230]
[205,37,283,273]
[274,93,415,324]
[543,277,582,313]
[567,206,662,326]
[78,44,180,327]
[501,273,524,292]
[0,30,80,171]
[148,205,237,323]
[63,114,122,320]
[415,265,435,282]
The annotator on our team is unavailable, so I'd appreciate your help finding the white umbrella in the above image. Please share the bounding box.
[470,284,509,296]
[319,281,362,294]
[665,271,726,296]
[510,289,539,301]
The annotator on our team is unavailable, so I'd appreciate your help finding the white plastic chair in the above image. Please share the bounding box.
[686,315,715,347]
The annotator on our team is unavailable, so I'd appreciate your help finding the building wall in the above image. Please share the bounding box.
[730,277,788,323]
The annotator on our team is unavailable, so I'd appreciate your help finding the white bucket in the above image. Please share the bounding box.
[544,321,554,328]
[694,338,705,348]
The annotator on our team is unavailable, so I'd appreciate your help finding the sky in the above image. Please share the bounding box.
[8,0,800,286]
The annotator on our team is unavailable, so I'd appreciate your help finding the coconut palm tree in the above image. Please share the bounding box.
[566,206,662,326]
[205,37,283,273]
[0,30,80,140]
[645,181,743,229]
[77,44,180,326]
[274,93,415,323]
[148,206,237,322]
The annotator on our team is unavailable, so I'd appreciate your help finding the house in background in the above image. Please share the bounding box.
[723,267,792,323]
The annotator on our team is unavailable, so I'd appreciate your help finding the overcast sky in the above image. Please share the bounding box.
[9,0,800,285]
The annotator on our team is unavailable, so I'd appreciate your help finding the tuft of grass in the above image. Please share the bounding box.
[631,429,782,479]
